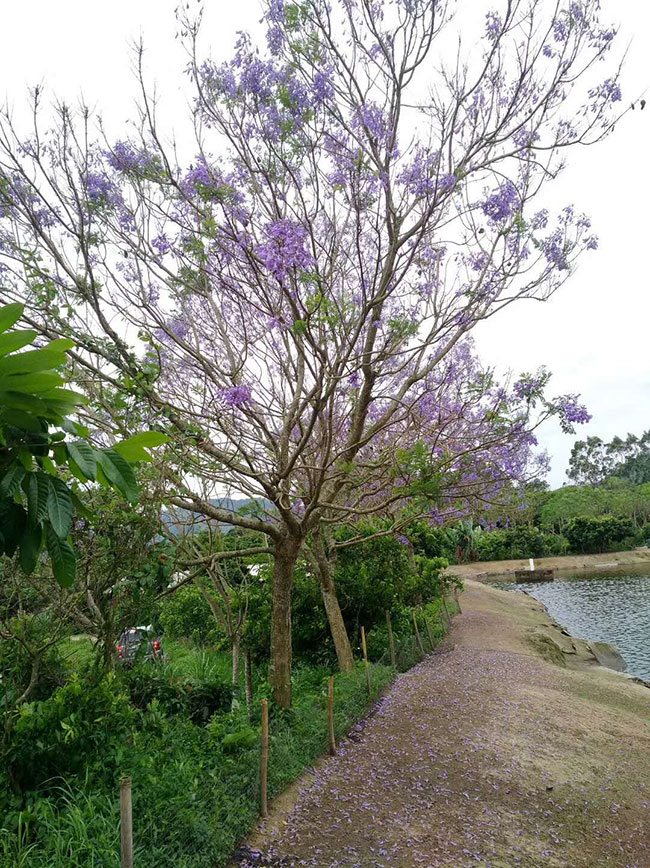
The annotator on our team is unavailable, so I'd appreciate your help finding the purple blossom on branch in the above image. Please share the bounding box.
[481,180,519,223]
[106,141,157,175]
[553,393,592,432]
[219,385,253,407]
[485,12,503,42]
[257,219,314,281]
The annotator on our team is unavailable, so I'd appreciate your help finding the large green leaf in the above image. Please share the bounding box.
[0,330,38,356]
[98,449,139,502]
[67,441,98,481]
[19,522,43,574]
[0,502,27,557]
[0,408,42,432]
[0,372,64,393]
[43,387,88,405]
[114,431,169,463]
[0,465,26,497]
[0,391,48,415]
[46,476,74,538]
[0,346,69,377]
[0,303,25,333]
[46,524,76,587]
[24,472,50,525]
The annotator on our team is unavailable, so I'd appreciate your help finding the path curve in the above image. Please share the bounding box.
[245,581,650,868]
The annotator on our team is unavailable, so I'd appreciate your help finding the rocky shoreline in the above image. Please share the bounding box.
[517,586,650,689]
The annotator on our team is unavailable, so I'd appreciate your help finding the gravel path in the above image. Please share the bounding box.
[245,582,650,868]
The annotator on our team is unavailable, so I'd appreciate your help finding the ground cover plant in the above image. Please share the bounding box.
[0,590,452,868]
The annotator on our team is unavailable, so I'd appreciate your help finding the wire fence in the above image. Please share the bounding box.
[121,601,457,868]
[2,600,457,868]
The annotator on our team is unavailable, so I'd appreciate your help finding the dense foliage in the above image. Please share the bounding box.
[1,510,457,867]
[568,431,650,486]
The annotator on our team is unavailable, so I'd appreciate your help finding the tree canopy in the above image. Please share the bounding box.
[0,0,619,703]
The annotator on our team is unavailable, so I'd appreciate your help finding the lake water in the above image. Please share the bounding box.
[496,565,650,681]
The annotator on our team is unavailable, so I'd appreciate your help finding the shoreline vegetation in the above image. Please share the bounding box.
[445,547,650,580]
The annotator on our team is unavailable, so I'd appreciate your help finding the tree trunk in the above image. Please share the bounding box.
[321,583,355,673]
[307,534,355,673]
[231,634,241,711]
[269,535,301,708]
[244,650,253,719]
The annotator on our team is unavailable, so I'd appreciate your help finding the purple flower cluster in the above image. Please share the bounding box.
[485,11,503,42]
[513,370,550,403]
[106,141,156,175]
[313,69,334,106]
[543,229,569,271]
[398,151,456,200]
[554,393,592,432]
[183,157,213,192]
[512,127,540,149]
[354,102,393,148]
[151,234,172,256]
[589,77,622,106]
[85,171,121,208]
[257,219,314,281]
[219,385,253,407]
[481,180,519,223]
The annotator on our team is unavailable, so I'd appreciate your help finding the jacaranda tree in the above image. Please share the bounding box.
[0,0,618,704]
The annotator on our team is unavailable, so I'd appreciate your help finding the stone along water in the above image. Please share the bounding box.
[500,567,650,680]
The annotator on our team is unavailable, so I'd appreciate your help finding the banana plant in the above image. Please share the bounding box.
[0,303,168,586]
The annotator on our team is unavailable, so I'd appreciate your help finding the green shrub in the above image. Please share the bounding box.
[565,515,636,553]
[118,665,233,723]
[6,674,136,795]
[2,660,397,868]
[0,614,68,710]
[158,584,218,646]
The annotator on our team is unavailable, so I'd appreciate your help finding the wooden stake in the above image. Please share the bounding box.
[260,699,269,818]
[423,612,436,652]
[360,626,371,695]
[412,610,425,658]
[442,595,452,630]
[328,676,336,756]
[385,610,397,669]
[120,777,133,868]
[453,586,462,614]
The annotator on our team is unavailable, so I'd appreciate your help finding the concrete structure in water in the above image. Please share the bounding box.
[514,567,555,582]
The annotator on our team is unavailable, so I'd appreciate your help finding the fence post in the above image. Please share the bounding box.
[453,585,462,614]
[260,698,269,818]
[442,595,452,630]
[360,626,371,695]
[328,676,336,756]
[423,612,436,652]
[411,610,425,658]
[120,776,133,868]
[385,610,397,669]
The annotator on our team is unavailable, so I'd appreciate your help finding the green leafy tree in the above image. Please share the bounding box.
[564,516,635,554]
[567,431,650,486]
[0,303,167,585]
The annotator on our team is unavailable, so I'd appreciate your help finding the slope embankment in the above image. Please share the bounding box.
[242,581,650,868]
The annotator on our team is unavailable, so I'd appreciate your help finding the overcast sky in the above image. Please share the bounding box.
[1,0,648,488]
